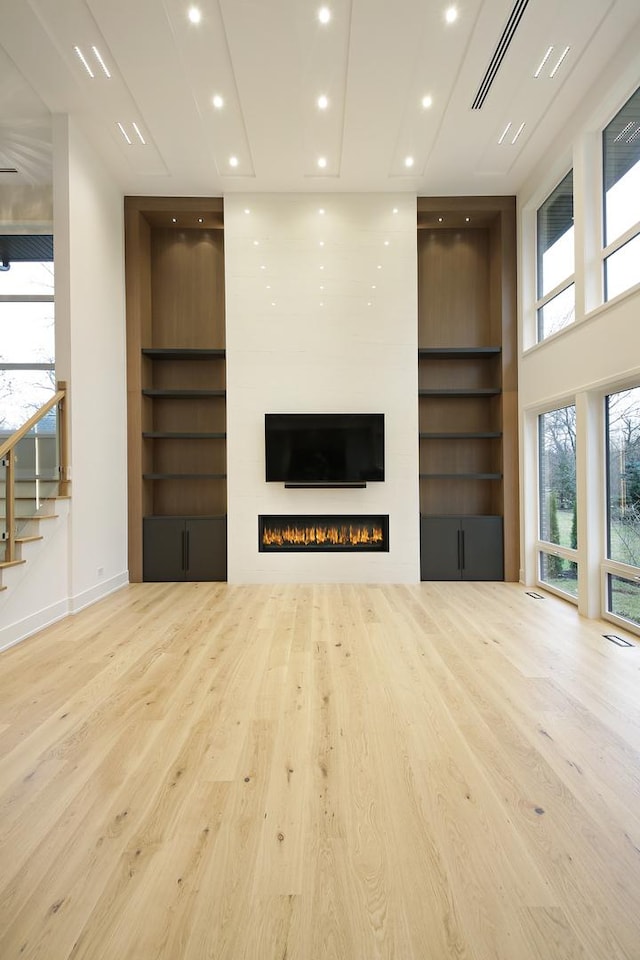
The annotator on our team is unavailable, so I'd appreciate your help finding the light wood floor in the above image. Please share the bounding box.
[1,582,639,960]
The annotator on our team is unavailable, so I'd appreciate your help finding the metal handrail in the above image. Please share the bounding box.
[1,381,69,563]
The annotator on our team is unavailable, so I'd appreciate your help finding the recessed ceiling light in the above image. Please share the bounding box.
[320,265,325,270]
[444,6,458,24]
[498,122,512,145]
[465,217,470,222]
[317,95,329,110]
[172,217,177,223]
[260,264,266,270]
[212,94,224,109]
[229,155,239,167]
[534,46,554,78]
[377,264,382,270]
[371,284,376,290]
[132,122,146,144]
[198,217,204,223]
[74,46,95,78]
[367,302,372,307]
[188,7,202,24]
[404,156,415,168]
[319,240,325,246]
[392,207,399,214]
[91,46,111,78]
[384,240,390,246]
[253,239,259,245]
[317,156,328,169]
[117,122,132,144]
[318,6,331,24]
[438,217,443,222]
[549,46,570,78]
[266,284,271,289]
[421,94,433,109]
[511,121,526,144]
[244,208,251,214]
[319,208,325,215]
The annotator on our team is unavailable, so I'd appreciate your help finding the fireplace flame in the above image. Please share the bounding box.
[262,523,384,548]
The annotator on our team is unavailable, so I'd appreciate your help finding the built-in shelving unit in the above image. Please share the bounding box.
[417,196,518,581]
[125,197,227,582]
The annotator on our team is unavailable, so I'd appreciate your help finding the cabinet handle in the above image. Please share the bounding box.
[460,529,465,570]
[185,529,190,573]
[457,529,462,570]
[182,529,187,571]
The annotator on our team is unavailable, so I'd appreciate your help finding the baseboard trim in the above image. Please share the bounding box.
[69,571,129,614]
[0,571,129,654]
[0,598,71,653]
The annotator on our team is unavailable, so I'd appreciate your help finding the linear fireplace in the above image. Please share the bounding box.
[259,515,389,552]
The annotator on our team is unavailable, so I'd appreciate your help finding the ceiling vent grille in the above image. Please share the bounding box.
[472,0,531,110]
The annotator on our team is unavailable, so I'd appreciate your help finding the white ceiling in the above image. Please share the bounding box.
[0,0,639,198]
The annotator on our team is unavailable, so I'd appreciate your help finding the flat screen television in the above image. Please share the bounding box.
[265,413,385,484]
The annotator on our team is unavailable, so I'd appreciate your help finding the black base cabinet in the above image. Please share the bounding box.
[143,516,227,582]
[420,515,503,581]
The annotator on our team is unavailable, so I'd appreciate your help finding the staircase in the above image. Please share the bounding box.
[0,382,70,593]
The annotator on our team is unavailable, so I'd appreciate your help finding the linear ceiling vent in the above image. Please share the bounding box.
[472,0,531,110]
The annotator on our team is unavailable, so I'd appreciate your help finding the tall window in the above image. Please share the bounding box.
[603,85,640,301]
[0,242,54,433]
[536,171,575,341]
[538,404,578,597]
[605,386,640,628]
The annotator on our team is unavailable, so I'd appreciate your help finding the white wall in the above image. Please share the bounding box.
[55,116,128,610]
[225,194,419,582]
[0,116,128,650]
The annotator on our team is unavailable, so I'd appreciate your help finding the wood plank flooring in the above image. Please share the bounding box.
[1,582,639,960]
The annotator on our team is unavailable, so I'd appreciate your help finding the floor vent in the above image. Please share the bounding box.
[471,0,531,110]
[603,633,634,647]
[526,591,544,599]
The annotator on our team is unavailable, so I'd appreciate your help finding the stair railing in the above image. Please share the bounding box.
[0,381,69,563]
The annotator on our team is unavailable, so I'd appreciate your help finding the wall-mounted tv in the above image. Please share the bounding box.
[265,413,385,485]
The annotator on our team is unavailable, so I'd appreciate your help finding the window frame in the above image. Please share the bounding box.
[602,384,640,635]
[536,402,579,604]
[535,169,576,342]
[601,84,640,304]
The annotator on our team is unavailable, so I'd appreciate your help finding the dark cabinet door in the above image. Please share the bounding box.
[420,517,461,580]
[143,517,227,582]
[186,517,227,581]
[461,517,503,580]
[420,515,503,581]
[143,517,187,581]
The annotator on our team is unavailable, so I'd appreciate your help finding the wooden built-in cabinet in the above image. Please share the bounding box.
[125,197,227,582]
[417,197,518,581]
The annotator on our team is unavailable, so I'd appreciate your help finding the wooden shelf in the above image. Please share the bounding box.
[418,347,501,359]
[143,473,227,480]
[418,388,501,397]
[142,388,225,398]
[142,348,225,360]
[142,432,226,439]
[419,473,503,480]
[419,432,502,439]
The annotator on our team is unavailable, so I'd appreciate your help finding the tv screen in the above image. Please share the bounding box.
[265,413,385,484]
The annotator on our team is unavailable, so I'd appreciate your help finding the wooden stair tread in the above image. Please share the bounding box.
[16,535,44,544]
[0,559,27,569]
